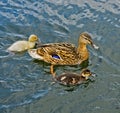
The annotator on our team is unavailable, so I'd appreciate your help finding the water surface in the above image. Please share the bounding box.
[0,0,120,113]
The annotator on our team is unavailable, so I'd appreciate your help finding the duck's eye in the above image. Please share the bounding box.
[84,37,91,42]
[84,37,88,40]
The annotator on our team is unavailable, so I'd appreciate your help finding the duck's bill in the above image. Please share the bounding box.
[91,73,97,77]
[35,41,42,48]
[92,44,99,49]
[90,41,99,49]
[91,42,99,49]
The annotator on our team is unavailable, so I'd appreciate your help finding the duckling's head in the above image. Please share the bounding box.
[81,69,92,80]
[79,32,99,49]
[28,34,39,42]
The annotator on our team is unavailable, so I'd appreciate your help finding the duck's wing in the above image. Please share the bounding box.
[37,43,78,61]
[56,73,81,85]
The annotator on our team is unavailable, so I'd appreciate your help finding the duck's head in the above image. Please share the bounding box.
[79,32,99,49]
[28,34,39,42]
[81,69,93,80]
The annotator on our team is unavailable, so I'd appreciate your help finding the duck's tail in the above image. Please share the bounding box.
[28,49,43,60]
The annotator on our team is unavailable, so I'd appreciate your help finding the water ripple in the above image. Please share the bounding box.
[0,0,120,112]
[0,0,119,28]
[0,88,50,109]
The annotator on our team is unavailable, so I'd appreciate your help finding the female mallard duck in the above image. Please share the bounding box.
[28,32,99,76]
[54,69,94,86]
[7,34,39,52]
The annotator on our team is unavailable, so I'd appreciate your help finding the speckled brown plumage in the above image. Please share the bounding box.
[54,69,92,86]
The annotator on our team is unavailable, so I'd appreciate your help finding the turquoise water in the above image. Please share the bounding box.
[0,0,120,113]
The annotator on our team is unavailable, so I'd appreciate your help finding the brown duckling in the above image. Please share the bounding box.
[54,69,94,86]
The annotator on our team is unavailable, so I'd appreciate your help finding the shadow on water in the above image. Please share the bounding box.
[33,59,89,74]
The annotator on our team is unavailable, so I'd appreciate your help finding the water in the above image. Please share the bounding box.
[0,0,120,113]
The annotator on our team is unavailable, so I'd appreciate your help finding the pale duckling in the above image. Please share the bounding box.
[28,32,99,76]
[7,34,39,52]
[54,69,94,86]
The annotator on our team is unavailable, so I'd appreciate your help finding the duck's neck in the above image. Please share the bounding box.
[77,42,89,61]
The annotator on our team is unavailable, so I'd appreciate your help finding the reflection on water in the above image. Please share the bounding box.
[0,0,120,113]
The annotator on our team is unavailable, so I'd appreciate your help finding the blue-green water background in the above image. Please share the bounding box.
[0,0,120,113]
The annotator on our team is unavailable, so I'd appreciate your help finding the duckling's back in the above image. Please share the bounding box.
[7,40,30,52]
[55,73,82,86]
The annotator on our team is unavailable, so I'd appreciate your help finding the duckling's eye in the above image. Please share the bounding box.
[85,70,90,73]
[34,37,37,40]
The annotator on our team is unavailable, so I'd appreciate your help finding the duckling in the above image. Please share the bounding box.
[54,69,94,86]
[28,32,99,76]
[7,34,39,52]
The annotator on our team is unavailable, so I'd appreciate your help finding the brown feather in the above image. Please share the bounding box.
[36,43,82,65]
